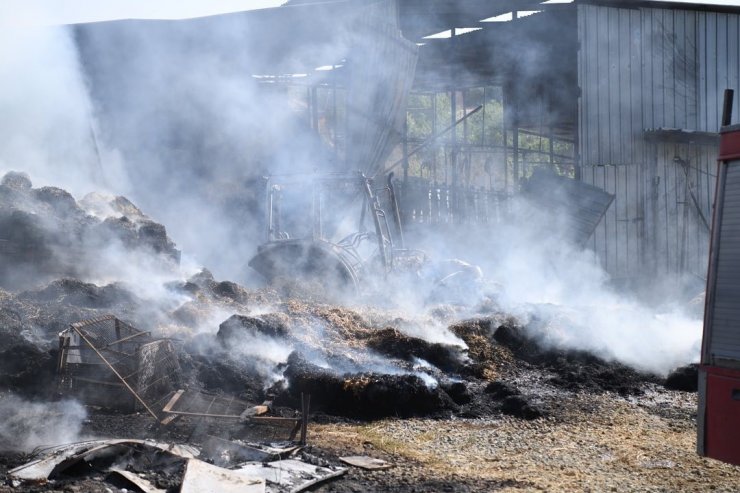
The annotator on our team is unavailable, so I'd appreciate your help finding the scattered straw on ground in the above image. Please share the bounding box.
[310,393,740,492]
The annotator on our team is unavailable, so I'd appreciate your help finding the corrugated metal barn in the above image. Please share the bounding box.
[578,1,740,282]
[74,0,740,286]
[394,0,740,285]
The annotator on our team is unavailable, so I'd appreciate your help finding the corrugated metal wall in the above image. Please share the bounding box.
[698,12,740,133]
[707,161,740,362]
[578,3,739,280]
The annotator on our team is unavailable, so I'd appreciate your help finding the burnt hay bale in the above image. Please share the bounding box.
[217,313,290,345]
[0,171,32,191]
[364,327,466,373]
[493,323,657,395]
[0,308,55,396]
[277,352,458,419]
[212,281,249,303]
[20,279,139,309]
[110,195,147,219]
[501,395,543,420]
[96,216,139,247]
[484,380,520,399]
[0,178,181,289]
[32,186,84,219]
[441,381,472,405]
[137,220,180,261]
[664,364,698,392]
[185,353,266,403]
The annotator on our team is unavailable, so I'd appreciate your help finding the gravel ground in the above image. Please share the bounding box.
[308,391,740,492]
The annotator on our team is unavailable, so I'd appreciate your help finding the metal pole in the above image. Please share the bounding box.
[403,118,409,183]
[549,125,555,171]
[513,125,520,184]
[451,88,457,189]
[311,86,319,133]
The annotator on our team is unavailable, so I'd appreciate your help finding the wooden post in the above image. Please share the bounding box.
[300,393,310,445]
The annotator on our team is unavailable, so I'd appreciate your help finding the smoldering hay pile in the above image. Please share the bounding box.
[0,171,698,438]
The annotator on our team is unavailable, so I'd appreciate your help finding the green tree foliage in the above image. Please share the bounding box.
[404,86,575,188]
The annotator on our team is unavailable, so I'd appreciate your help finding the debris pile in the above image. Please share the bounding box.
[0,174,703,492]
[8,438,346,493]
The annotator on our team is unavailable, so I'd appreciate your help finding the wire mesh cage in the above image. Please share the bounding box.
[59,316,308,443]
[58,315,182,418]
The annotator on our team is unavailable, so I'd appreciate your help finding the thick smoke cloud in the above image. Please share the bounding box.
[409,196,702,376]
[0,3,703,385]
[490,210,701,375]
[72,12,357,283]
[0,394,87,452]
[0,27,105,196]
[0,13,350,283]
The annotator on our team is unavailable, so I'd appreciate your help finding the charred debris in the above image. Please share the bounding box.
[3,0,732,489]
[0,169,697,491]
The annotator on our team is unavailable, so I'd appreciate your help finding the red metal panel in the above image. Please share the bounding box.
[719,128,740,161]
[702,365,740,465]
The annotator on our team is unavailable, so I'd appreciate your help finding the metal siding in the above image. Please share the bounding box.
[705,13,719,129]
[698,11,740,132]
[578,4,733,279]
[631,9,644,165]
[598,6,610,165]
[522,169,615,246]
[609,8,621,163]
[718,15,729,120]
[710,163,740,361]
[728,16,739,121]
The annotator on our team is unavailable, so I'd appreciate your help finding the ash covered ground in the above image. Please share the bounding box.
[0,171,733,492]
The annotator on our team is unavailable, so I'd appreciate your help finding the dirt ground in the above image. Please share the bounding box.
[307,390,740,492]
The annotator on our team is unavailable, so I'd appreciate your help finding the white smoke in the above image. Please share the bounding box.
[224,329,293,384]
[470,197,702,376]
[0,6,704,381]
[0,26,104,196]
[0,394,87,451]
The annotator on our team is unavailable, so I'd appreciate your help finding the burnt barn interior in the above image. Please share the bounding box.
[2,0,740,491]
[74,0,740,288]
